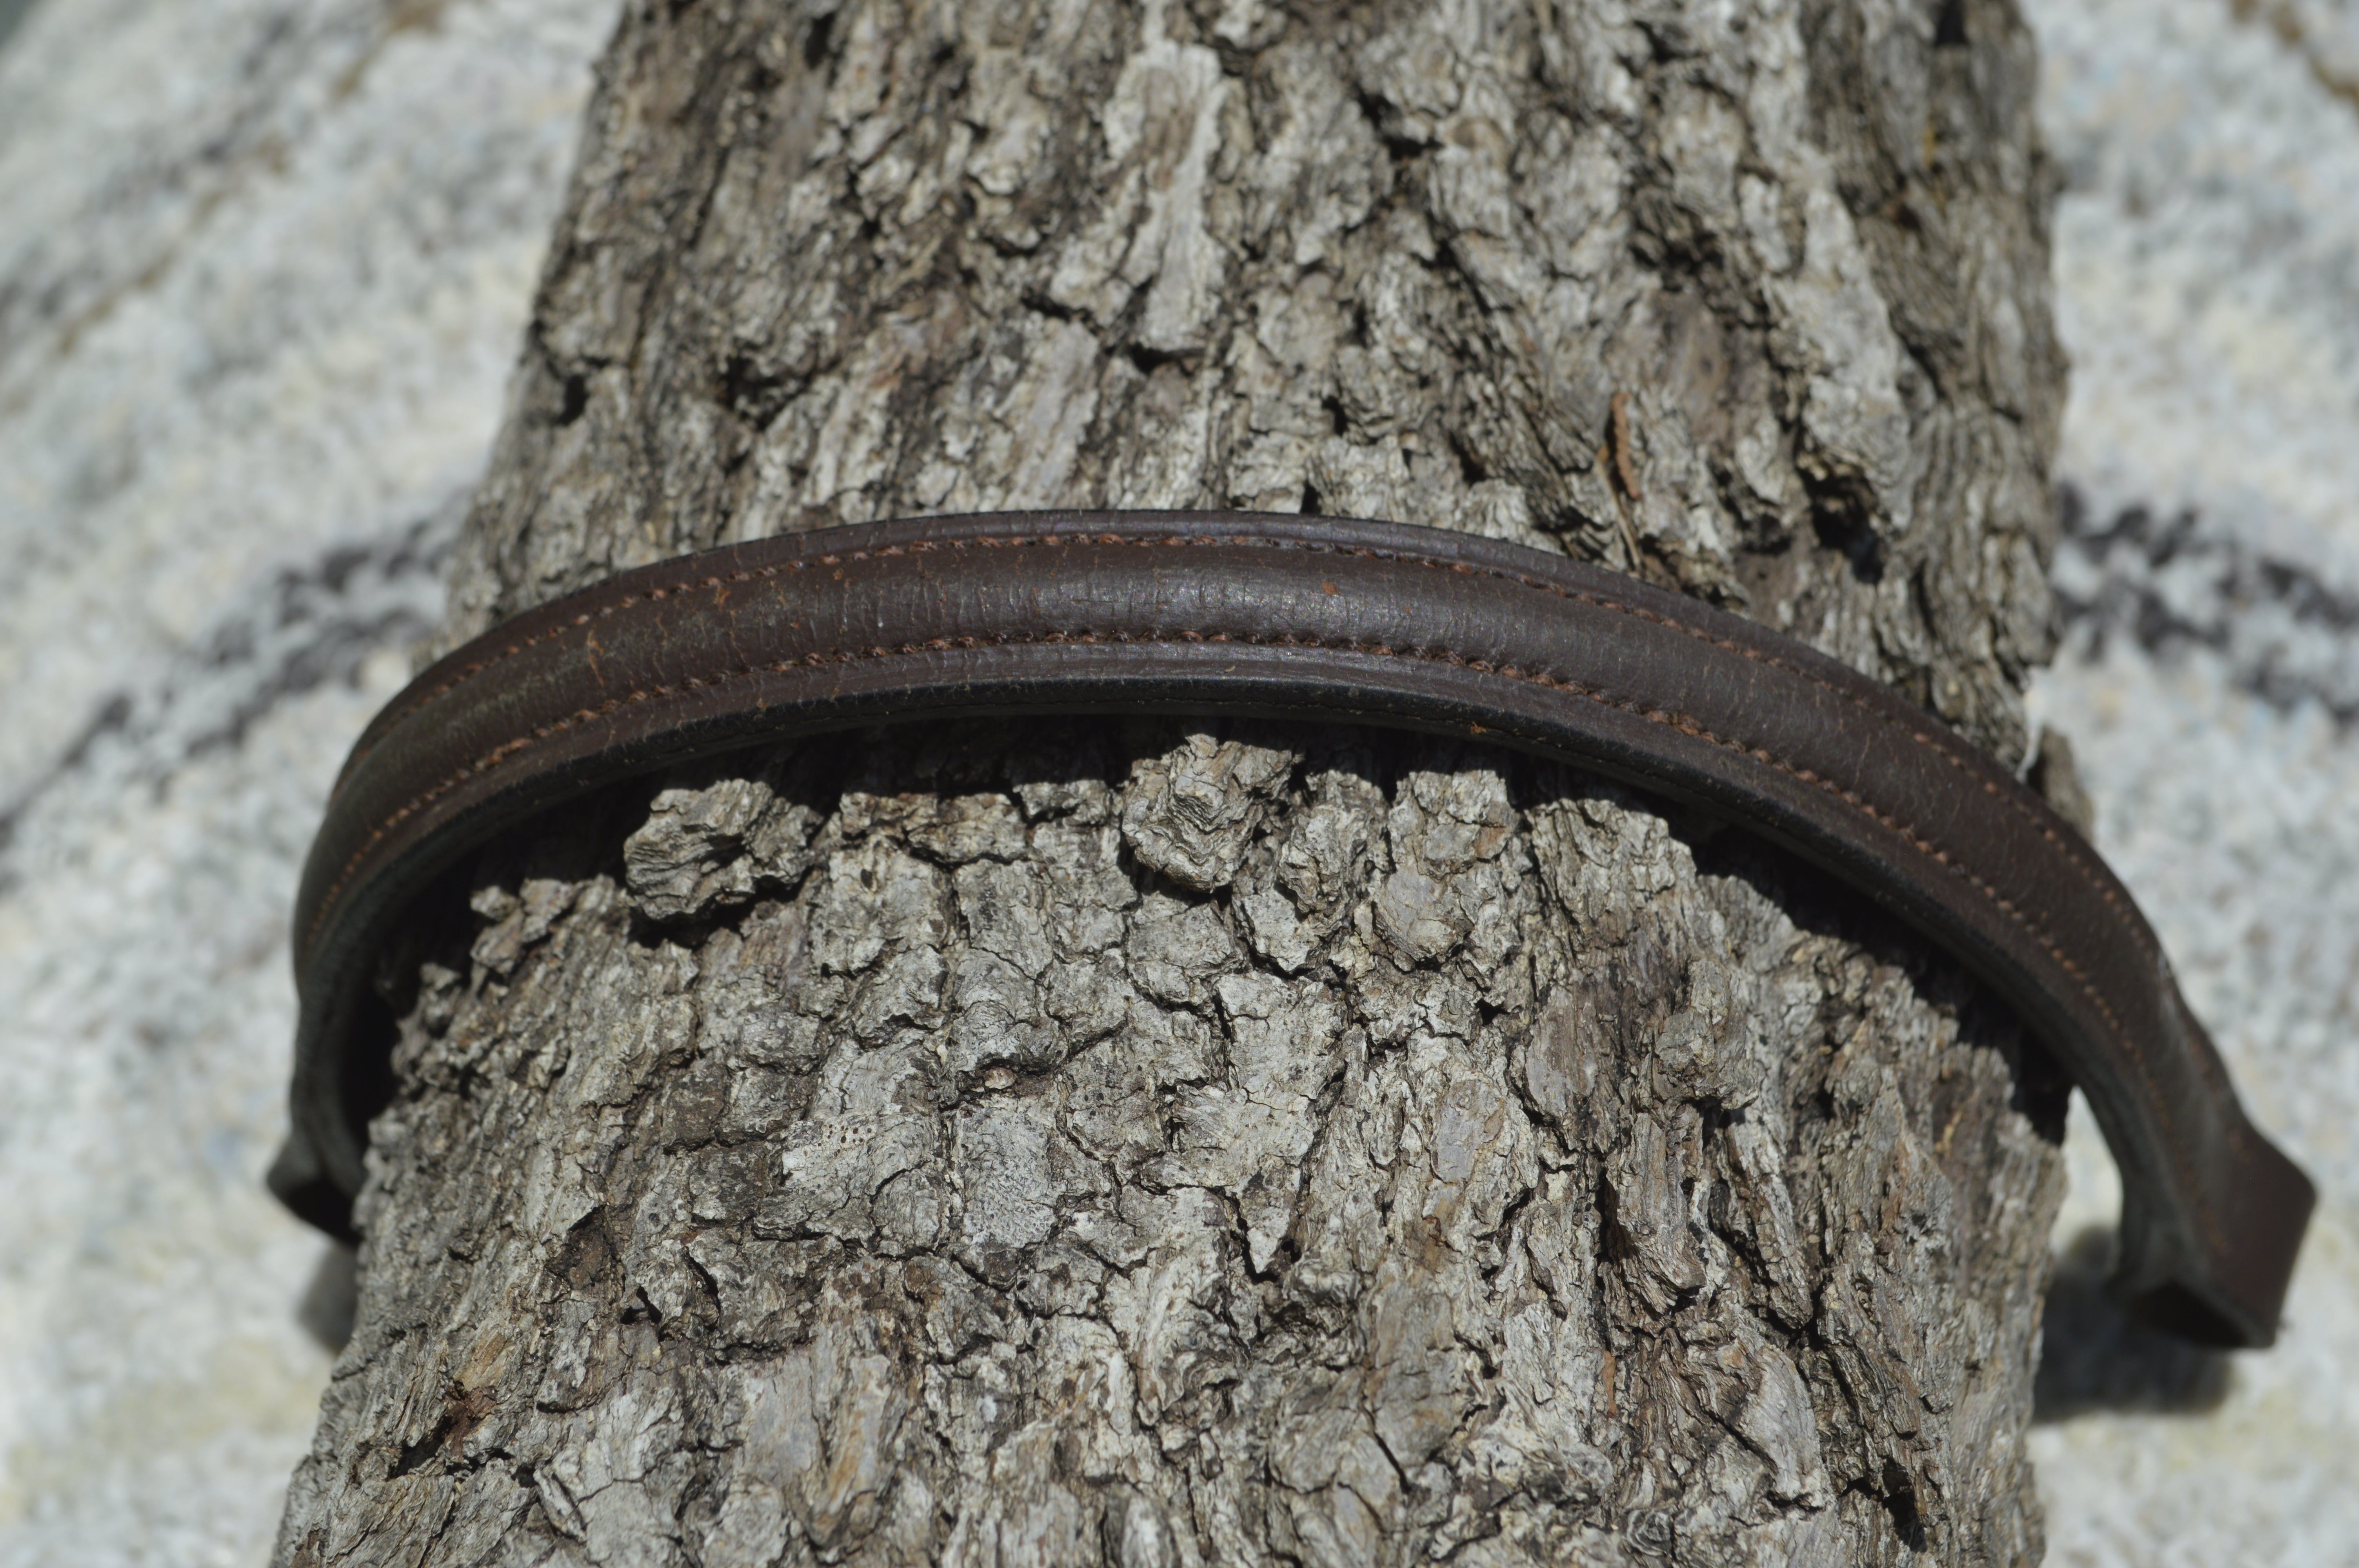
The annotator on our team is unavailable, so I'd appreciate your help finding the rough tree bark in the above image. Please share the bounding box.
[276,0,2074,1562]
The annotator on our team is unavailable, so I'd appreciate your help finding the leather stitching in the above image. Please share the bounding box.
[346,533,2145,967]
[306,620,2216,1250]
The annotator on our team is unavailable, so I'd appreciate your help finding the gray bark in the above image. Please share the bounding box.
[276,0,2074,1563]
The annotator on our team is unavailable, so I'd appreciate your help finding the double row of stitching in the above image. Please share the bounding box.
[320,548,2173,1100]
[350,528,2144,966]
[302,618,2216,1251]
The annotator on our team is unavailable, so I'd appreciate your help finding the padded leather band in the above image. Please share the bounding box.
[270,511,2312,1347]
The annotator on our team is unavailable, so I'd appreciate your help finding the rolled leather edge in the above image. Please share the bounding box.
[272,510,2314,1347]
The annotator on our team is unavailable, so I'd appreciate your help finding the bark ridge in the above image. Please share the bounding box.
[282,722,2065,1565]
[276,0,2074,1561]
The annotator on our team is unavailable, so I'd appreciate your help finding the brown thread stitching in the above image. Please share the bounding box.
[304,623,2219,1251]
[327,546,2163,1069]
[328,539,2165,1062]
[342,531,2146,968]
[320,534,2228,1257]
[347,562,791,754]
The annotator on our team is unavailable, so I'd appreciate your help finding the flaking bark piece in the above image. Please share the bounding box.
[623,752,828,922]
[1119,726,1298,891]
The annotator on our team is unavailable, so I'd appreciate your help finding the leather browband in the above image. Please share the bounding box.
[270,511,2312,1348]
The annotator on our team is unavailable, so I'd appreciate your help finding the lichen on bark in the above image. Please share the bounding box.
[278,0,2075,1562]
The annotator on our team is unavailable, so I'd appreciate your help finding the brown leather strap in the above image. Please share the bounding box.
[270,511,2312,1347]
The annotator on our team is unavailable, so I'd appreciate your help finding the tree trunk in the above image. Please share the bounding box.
[276,0,2073,1562]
